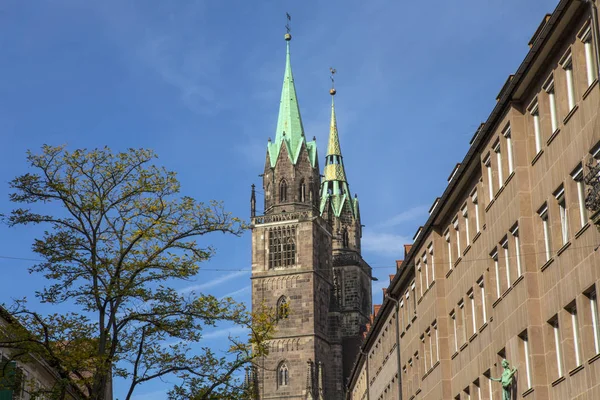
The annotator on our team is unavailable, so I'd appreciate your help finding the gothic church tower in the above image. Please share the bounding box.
[319,89,373,379]
[250,32,343,400]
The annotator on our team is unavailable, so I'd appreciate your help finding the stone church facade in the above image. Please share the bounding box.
[249,32,372,399]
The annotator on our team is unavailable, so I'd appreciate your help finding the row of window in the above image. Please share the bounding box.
[265,178,312,204]
[268,226,296,268]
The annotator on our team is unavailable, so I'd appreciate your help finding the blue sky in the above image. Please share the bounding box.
[0,0,558,398]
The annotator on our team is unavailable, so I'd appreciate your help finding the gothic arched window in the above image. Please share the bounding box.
[342,228,349,248]
[269,226,296,269]
[299,179,306,202]
[277,296,289,320]
[278,362,289,387]
[279,180,288,203]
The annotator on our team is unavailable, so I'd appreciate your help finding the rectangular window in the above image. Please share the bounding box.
[494,140,503,188]
[423,253,429,289]
[539,204,552,262]
[554,186,569,246]
[473,379,481,400]
[501,237,511,287]
[588,289,600,355]
[459,300,466,345]
[491,249,501,299]
[503,124,514,175]
[561,50,576,111]
[417,261,423,297]
[579,23,597,87]
[428,243,435,284]
[462,205,470,245]
[445,230,453,270]
[468,289,476,336]
[568,304,582,366]
[543,75,559,134]
[528,98,542,154]
[411,281,416,314]
[471,189,481,233]
[519,330,533,389]
[511,225,522,277]
[421,334,428,372]
[451,310,458,353]
[433,321,439,362]
[484,154,494,200]
[550,316,564,377]
[478,277,487,324]
[572,165,588,230]
[453,218,461,257]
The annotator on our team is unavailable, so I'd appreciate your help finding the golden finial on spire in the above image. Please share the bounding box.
[329,67,337,95]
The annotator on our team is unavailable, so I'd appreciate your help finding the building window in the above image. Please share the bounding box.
[468,289,476,336]
[459,300,466,345]
[471,189,481,233]
[484,154,494,201]
[544,75,559,134]
[278,362,289,387]
[445,229,452,269]
[528,98,542,155]
[478,277,487,324]
[519,330,533,389]
[473,379,481,400]
[428,243,435,284]
[491,249,501,299]
[511,225,522,277]
[494,140,503,188]
[586,288,600,355]
[279,179,288,203]
[579,23,597,87]
[277,296,289,320]
[411,281,417,314]
[567,303,582,367]
[299,179,306,202]
[561,50,576,112]
[554,186,569,246]
[453,218,461,258]
[503,124,514,175]
[433,321,439,362]
[538,204,552,262]
[269,226,296,268]
[450,310,458,353]
[572,165,588,230]
[417,260,423,298]
[550,316,564,378]
[462,205,470,245]
[423,253,429,289]
[501,237,511,288]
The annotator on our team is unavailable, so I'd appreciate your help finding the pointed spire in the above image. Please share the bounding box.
[317,361,325,400]
[267,27,317,168]
[319,76,355,218]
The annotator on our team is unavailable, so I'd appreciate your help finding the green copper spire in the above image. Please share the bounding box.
[320,88,355,218]
[267,33,317,168]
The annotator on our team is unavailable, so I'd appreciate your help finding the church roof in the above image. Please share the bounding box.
[267,34,317,168]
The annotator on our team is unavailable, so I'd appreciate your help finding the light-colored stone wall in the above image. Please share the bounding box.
[347,1,600,399]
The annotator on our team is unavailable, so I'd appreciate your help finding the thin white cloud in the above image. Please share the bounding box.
[376,205,429,228]
[179,270,249,294]
[203,325,249,340]
[219,286,251,300]
[361,232,412,256]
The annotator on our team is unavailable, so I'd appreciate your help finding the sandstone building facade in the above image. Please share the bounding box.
[250,33,372,399]
[347,0,600,399]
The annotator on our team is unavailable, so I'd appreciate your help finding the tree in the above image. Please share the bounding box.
[1,145,276,400]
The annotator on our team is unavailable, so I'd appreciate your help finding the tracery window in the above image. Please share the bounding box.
[277,296,289,320]
[279,179,288,203]
[278,362,289,387]
[269,226,297,268]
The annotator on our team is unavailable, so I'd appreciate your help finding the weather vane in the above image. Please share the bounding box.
[286,13,292,34]
[330,67,337,95]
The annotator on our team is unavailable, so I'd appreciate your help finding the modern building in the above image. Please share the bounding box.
[347,0,600,399]
[249,32,373,399]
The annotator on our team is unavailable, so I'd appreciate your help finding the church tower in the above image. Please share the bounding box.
[250,31,343,400]
[319,85,373,379]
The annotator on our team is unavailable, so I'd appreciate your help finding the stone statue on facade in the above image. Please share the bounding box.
[490,359,517,400]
